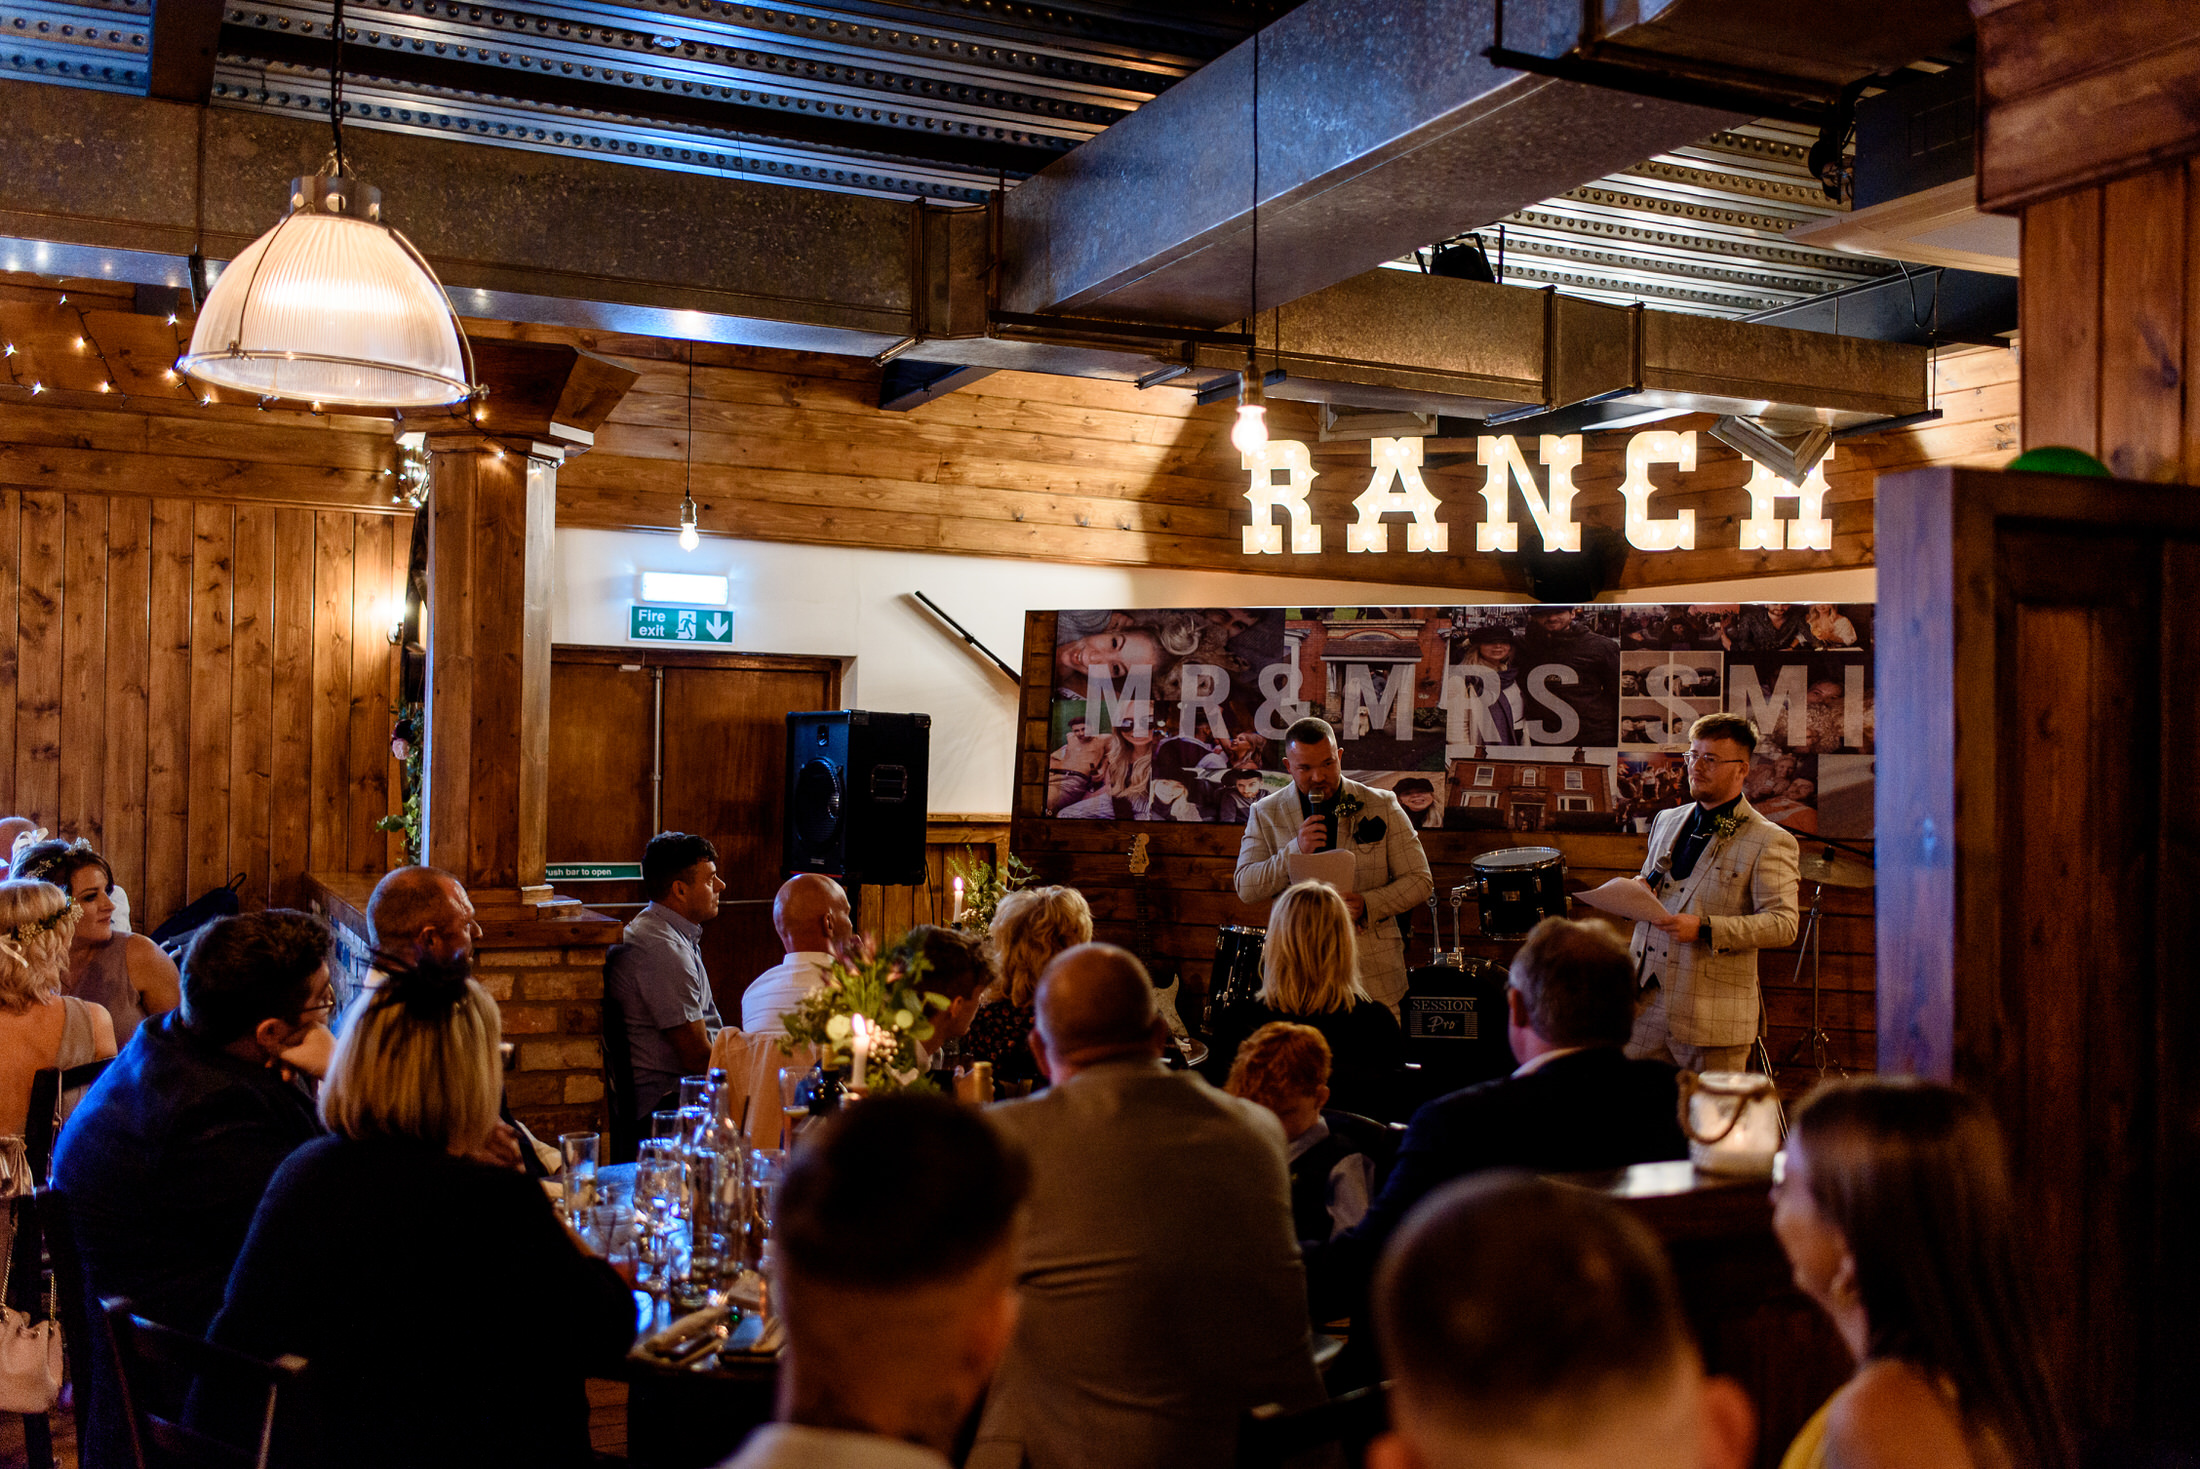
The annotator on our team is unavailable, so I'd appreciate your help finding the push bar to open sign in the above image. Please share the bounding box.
[545,862,644,882]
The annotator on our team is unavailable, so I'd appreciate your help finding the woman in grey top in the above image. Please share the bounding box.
[13,840,178,1047]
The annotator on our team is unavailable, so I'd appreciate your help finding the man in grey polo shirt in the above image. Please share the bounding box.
[608,831,727,1121]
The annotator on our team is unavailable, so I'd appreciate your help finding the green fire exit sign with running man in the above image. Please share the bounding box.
[629,605,733,644]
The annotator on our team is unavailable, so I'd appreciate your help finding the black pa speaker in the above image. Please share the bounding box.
[784,710,931,885]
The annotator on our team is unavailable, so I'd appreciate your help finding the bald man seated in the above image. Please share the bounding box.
[970,943,1324,1469]
[740,873,853,1036]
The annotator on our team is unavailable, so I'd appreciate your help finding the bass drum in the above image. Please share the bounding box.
[1400,957,1514,1105]
[1471,846,1567,939]
[1208,925,1266,1031]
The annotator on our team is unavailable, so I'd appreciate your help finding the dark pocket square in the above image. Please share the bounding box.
[1354,816,1387,844]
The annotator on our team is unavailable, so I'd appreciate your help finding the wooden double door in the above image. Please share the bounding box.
[546,647,840,1018]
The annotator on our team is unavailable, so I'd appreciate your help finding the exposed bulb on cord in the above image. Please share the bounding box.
[1231,402,1268,456]
[678,495,700,552]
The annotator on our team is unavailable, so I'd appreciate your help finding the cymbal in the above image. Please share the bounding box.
[1797,847,1875,889]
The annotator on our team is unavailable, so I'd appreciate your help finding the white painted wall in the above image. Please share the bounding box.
[551,527,1874,815]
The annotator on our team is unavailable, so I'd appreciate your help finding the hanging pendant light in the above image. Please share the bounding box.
[1232,24,1269,458]
[677,348,701,551]
[179,0,473,409]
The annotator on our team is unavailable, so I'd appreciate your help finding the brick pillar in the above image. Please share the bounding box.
[472,936,616,1139]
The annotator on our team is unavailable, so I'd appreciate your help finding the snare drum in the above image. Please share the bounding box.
[1210,925,1267,1023]
[1471,846,1567,939]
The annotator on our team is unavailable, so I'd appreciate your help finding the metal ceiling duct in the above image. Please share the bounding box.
[998,0,1974,326]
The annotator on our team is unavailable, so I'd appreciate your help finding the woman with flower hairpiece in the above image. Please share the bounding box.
[0,878,117,1137]
[11,839,178,1047]
[210,953,632,1468]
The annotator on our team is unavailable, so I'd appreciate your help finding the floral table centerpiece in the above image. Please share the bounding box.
[777,935,949,1094]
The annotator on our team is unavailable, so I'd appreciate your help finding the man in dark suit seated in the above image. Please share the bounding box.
[1306,916,1687,1320]
[1366,1175,1753,1469]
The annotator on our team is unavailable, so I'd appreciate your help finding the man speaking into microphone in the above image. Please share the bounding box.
[1235,717,1433,1013]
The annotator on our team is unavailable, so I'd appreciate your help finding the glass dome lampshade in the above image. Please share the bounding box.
[181,171,473,409]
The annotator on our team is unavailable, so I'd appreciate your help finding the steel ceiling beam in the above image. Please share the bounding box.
[146,0,221,101]
[999,0,1973,325]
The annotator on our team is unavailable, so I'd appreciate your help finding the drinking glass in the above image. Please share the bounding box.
[744,1147,786,1269]
[676,1104,712,1152]
[580,1203,623,1257]
[558,1132,600,1218]
[776,1067,808,1151]
[679,1075,712,1111]
[651,1109,683,1142]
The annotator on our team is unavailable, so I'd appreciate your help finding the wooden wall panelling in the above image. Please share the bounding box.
[101,496,148,904]
[268,509,317,903]
[851,816,1012,947]
[144,500,192,924]
[385,520,409,872]
[187,502,233,896]
[228,506,275,907]
[347,513,393,872]
[16,492,61,825]
[2098,168,2188,482]
[0,491,17,819]
[310,512,355,881]
[59,496,105,845]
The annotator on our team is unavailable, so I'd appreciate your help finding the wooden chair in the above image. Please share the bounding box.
[706,1029,812,1149]
[1234,1383,1389,1469]
[101,1297,307,1469]
[601,945,639,1163]
[33,1188,98,1450]
[27,1057,114,1185]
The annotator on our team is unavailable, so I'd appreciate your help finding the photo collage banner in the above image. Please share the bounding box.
[1044,603,1874,837]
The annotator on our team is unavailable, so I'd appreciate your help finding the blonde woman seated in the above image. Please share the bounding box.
[965,885,1092,1089]
[0,878,116,1141]
[210,958,634,1469]
[1772,1078,2070,1469]
[1203,881,1406,1122]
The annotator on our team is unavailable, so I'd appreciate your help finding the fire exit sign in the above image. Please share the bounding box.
[629,605,732,644]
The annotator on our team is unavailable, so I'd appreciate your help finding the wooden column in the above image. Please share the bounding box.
[420,339,638,902]
[1977,0,2200,479]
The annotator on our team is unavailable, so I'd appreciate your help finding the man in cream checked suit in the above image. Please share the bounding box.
[1235,718,1434,1013]
[1627,712,1800,1072]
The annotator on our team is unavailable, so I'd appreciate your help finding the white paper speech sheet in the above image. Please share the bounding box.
[1574,876,1673,926]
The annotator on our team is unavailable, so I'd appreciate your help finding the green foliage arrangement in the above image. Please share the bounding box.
[947,851,1034,941]
[777,934,947,1094]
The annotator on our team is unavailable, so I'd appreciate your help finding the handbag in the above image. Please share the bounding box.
[0,1198,61,1413]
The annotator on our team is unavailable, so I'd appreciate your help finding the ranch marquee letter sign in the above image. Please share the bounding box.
[1240,430,1835,556]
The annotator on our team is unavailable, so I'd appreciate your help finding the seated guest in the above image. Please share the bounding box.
[971,944,1323,1469]
[1306,916,1686,1319]
[1225,1021,1384,1242]
[14,839,178,1045]
[740,872,851,1036]
[724,1092,1027,1468]
[892,924,995,1074]
[608,831,727,1117]
[51,910,331,1469]
[210,956,633,1469]
[1772,1080,2070,1469]
[348,864,480,1029]
[964,885,1091,1089]
[0,879,116,1137]
[1201,881,1406,1121]
[1369,1174,1754,1469]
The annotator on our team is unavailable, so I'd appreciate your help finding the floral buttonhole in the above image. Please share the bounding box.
[1354,816,1387,845]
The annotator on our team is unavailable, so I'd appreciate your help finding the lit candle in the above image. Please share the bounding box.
[950,876,966,925]
[849,1014,871,1090]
